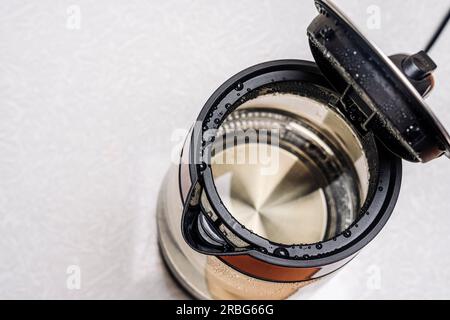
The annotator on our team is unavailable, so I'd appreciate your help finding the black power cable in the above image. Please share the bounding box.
[424,7,450,53]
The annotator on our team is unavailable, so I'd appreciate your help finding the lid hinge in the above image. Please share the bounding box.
[336,84,377,132]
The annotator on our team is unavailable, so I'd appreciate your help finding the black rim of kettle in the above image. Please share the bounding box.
[186,59,402,268]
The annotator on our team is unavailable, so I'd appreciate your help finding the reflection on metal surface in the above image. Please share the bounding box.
[212,143,328,244]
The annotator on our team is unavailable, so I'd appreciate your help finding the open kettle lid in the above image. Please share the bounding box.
[307,0,450,162]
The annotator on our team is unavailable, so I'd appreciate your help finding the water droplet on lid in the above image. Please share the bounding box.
[274,248,289,258]
[235,82,244,91]
[316,243,323,250]
[343,230,352,238]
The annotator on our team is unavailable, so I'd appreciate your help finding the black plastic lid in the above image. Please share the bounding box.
[307,0,450,162]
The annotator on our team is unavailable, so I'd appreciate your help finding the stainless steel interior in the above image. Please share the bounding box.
[210,92,370,245]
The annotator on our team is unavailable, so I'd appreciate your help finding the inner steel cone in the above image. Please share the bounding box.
[212,143,328,244]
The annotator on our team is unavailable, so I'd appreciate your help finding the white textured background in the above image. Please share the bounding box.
[0,0,450,299]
